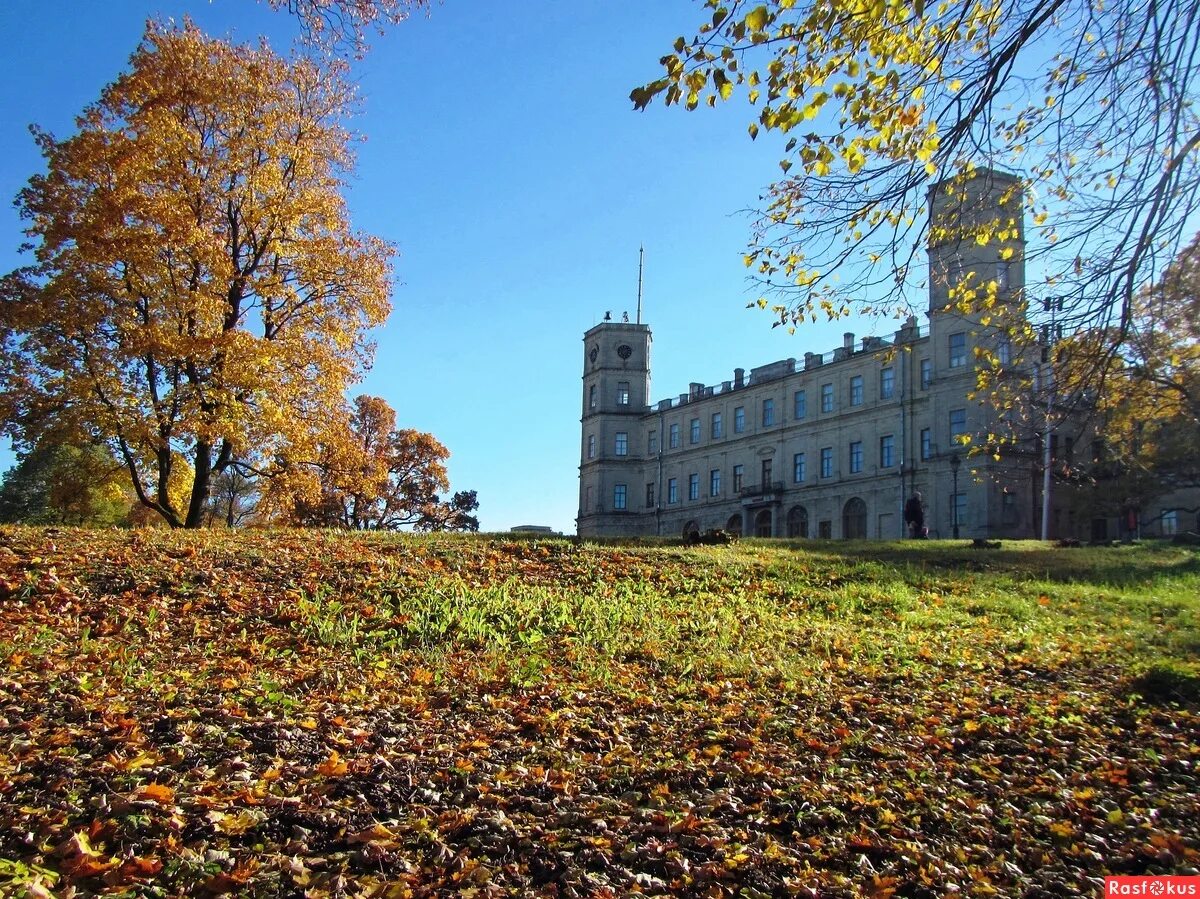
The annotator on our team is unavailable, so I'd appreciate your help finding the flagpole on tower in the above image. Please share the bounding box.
[636,245,644,325]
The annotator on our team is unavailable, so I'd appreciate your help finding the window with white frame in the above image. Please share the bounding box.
[589,384,597,409]
[688,473,699,501]
[921,427,932,460]
[669,423,680,449]
[710,469,721,497]
[617,381,630,405]
[820,447,833,478]
[648,430,658,454]
[586,434,595,459]
[849,441,863,473]
[711,412,723,439]
[668,478,678,504]
[690,418,701,444]
[794,389,807,419]
[614,432,628,456]
[793,452,806,483]
[920,358,932,389]
[821,383,834,412]
[763,398,775,426]
[880,434,894,468]
[850,376,864,406]
[734,406,746,433]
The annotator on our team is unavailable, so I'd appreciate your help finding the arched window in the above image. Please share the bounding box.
[787,505,809,538]
[725,513,743,537]
[754,509,773,538]
[842,497,867,539]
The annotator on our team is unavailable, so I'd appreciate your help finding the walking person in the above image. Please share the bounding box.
[904,491,927,539]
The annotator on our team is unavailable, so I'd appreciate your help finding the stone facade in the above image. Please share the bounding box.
[576,170,1196,540]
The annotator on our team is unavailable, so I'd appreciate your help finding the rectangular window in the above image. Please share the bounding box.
[733,464,744,492]
[646,482,655,508]
[586,434,595,459]
[669,423,680,449]
[850,375,864,406]
[820,447,833,478]
[880,367,894,400]
[920,358,932,389]
[880,434,894,468]
[617,381,630,405]
[734,406,746,433]
[589,384,597,409]
[613,484,627,510]
[821,383,834,413]
[648,430,658,454]
[761,458,773,486]
[949,408,967,443]
[921,427,932,460]
[710,468,721,497]
[711,412,723,439]
[996,260,1010,292]
[688,473,699,501]
[949,332,967,368]
[584,485,592,513]
[794,389,807,420]
[951,492,966,529]
[614,432,628,456]
[849,441,863,473]
[998,337,1012,366]
[762,398,775,426]
[668,478,678,504]
[690,418,701,444]
[1162,510,1179,535]
[793,452,806,483]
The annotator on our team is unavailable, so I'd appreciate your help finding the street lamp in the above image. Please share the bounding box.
[949,453,961,539]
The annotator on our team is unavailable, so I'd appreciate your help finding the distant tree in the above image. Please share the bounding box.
[205,466,261,528]
[418,490,480,532]
[0,23,392,529]
[279,395,475,530]
[1068,231,1200,502]
[0,442,130,527]
[632,0,1199,364]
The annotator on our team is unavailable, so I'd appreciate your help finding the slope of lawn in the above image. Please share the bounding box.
[1,527,1197,897]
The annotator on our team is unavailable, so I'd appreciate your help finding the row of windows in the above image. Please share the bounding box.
[588,485,973,523]
[588,409,969,461]
[587,333,1009,420]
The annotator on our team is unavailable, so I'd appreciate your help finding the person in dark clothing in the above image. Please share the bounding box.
[904,491,926,538]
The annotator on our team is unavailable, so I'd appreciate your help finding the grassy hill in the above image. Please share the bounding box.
[1,528,1197,896]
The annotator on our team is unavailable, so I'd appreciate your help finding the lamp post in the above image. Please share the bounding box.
[949,452,961,539]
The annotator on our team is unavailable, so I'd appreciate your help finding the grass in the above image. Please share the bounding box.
[1,528,1198,896]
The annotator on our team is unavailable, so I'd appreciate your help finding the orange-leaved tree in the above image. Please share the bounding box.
[275,395,477,531]
[0,22,392,528]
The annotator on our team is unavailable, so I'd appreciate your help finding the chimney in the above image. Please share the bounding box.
[843,332,855,350]
[734,368,745,388]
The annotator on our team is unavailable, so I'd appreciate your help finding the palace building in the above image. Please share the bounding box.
[578,169,1058,540]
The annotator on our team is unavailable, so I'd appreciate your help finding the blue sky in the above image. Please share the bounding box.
[0,0,887,533]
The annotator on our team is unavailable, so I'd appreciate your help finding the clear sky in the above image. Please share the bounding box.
[0,0,896,533]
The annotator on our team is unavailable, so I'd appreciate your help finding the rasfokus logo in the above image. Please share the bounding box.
[1106,877,1200,896]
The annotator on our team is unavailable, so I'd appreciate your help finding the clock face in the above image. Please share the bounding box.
[589,346,598,364]
[617,344,632,360]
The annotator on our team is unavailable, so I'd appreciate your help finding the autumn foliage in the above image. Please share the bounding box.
[273,395,479,531]
[0,529,1197,895]
[0,23,392,528]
